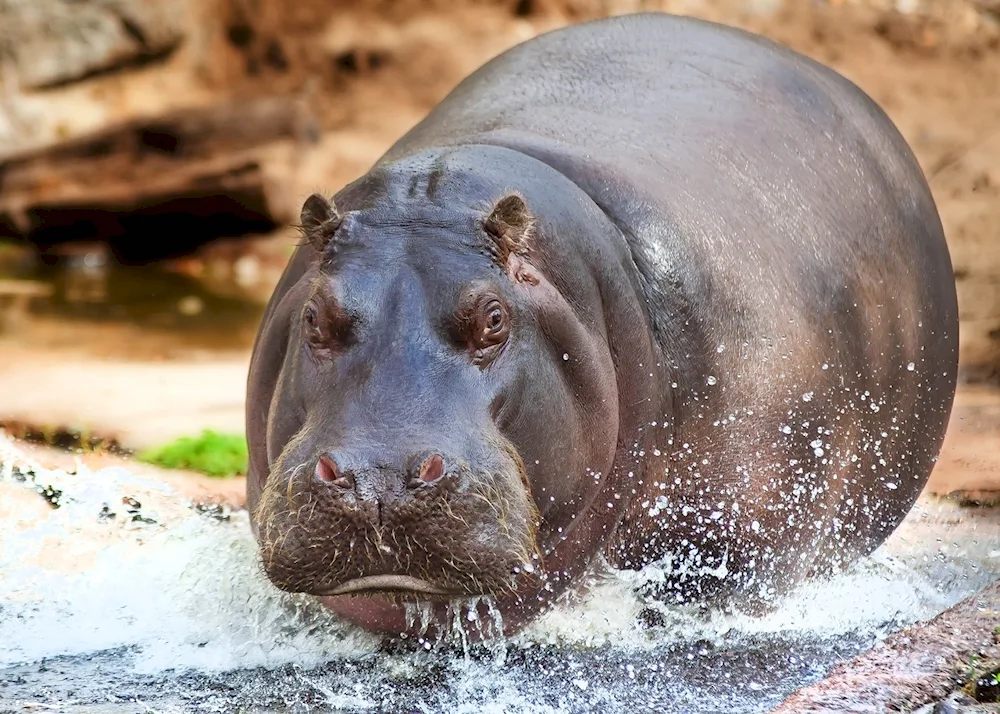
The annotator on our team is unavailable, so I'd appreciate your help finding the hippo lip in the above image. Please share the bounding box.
[325,575,457,597]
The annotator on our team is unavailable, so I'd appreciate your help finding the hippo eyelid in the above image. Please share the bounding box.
[302,298,358,353]
[444,289,511,365]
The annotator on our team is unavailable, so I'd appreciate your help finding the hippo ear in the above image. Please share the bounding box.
[299,193,343,252]
[483,194,535,267]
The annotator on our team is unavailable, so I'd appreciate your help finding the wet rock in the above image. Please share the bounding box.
[945,490,1000,508]
[0,0,185,89]
[637,607,667,629]
[0,97,303,261]
[121,495,156,524]
[919,691,986,713]
[194,502,231,522]
[34,482,62,508]
[9,465,32,482]
[972,665,1000,702]
[0,421,128,455]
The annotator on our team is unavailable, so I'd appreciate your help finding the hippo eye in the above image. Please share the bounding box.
[477,299,509,349]
[487,305,503,330]
[303,303,326,348]
[303,299,354,357]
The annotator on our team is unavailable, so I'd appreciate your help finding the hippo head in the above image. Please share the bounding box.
[247,152,657,634]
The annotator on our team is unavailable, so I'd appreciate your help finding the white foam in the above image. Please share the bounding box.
[0,436,378,672]
[513,547,952,653]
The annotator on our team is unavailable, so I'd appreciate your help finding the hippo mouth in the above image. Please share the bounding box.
[324,574,458,598]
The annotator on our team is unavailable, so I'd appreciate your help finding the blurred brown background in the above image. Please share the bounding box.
[0,0,997,495]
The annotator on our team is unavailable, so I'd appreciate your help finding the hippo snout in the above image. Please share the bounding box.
[254,434,543,602]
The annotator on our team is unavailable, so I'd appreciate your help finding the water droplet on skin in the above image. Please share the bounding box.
[716,344,725,353]
[821,363,829,370]
[781,425,792,434]
[907,362,915,371]
[562,353,569,361]
[707,376,717,386]
[802,392,814,402]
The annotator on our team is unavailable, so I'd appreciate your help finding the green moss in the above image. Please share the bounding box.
[139,430,247,478]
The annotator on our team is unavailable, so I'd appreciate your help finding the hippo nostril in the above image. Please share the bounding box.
[316,454,338,482]
[316,455,354,490]
[410,453,444,488]
[419,454,445,483]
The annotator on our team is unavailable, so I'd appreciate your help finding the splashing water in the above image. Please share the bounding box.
[1,435,998,713]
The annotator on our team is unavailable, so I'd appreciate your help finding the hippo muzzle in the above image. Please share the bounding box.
[254,431,542,601]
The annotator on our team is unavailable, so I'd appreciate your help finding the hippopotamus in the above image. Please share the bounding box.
[245,12,958,637]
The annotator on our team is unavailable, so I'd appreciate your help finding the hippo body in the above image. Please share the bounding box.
[246,13,958,635]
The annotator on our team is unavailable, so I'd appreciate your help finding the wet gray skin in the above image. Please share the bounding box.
[245,13,959,637]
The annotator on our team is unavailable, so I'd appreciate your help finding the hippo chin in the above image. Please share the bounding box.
[246,13,959,638]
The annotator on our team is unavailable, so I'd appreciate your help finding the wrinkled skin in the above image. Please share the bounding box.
[246,13,959,637]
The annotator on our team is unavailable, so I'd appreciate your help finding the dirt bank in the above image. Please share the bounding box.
[926,385,1000,500]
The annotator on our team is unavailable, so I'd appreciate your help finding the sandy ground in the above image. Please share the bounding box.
[0,344,249,450]
[925,384,1000,499]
